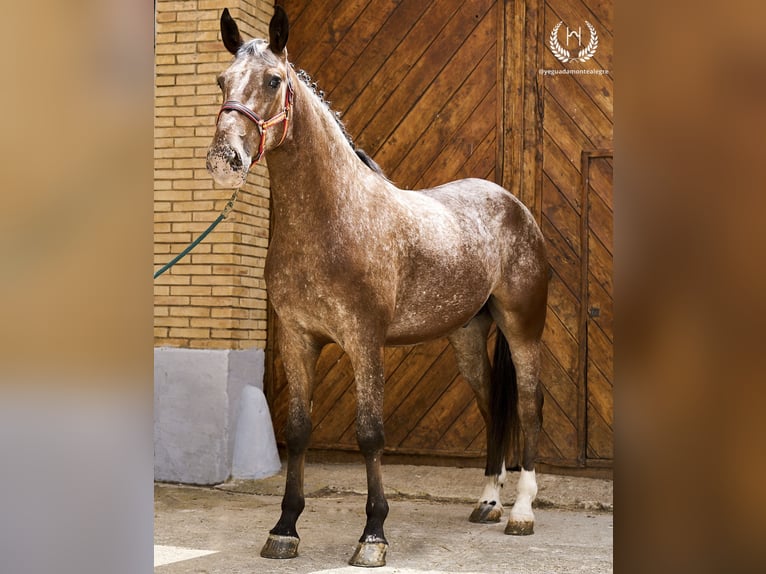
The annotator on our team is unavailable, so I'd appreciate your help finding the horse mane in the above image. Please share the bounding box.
[293,66,388,179]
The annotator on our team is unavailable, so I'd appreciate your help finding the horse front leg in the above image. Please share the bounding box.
[347,344,389,568]
[260,328,320,560]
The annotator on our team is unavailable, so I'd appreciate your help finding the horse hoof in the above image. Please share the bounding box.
[469,503,503,523]
[505,520,534,535]
[348,540,388,567]
[260,534,300,559]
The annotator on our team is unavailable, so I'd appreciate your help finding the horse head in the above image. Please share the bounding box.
[206,7,292,188]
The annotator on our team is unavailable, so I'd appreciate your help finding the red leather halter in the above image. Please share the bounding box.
[216,79,294,164]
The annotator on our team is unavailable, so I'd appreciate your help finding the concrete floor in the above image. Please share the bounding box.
[155,463,613,573]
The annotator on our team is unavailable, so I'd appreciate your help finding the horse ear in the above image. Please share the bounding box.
[269,6,289,55]
[221,8,244,55]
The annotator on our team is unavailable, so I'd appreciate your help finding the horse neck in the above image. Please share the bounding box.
[265,72,371,224]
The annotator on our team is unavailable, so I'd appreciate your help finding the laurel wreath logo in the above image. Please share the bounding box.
[549,21,599,64]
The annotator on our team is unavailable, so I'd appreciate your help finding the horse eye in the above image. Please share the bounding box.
[268,76,282,89]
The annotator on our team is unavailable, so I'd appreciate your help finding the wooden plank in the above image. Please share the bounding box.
[326,0,435,113]
[540,342,579,426]
[588,231,612,295]
[449,125,497,185]
[309,350,355,431]
[543,132,583,211]
[312,0,400,91]
[383,342,461,447]
[547,269,580,337]
[586,317,613,386]
[544,76,613,152]
[542,216,581,300]
[406,77,497,188]
[291,0,372,77]
[544,91,600,172]
[586,399,612,459]
[345,0,466,139]
[381,10,496,181]
[543,173,581,255]
[588,189,613,256]
[541,308,579,381]
[586,359,613,427]
[288,0,345,65]
[587,270,613,341]
[438,399,485,453]
[358,0,496,157]
[540,386,579,459]
[399,373,472,450]
[382,341,450,422]
[279,0,310,31]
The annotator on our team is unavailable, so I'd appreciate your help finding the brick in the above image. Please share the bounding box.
[155,148,194,159]
[155,169,193,180]
[171,285,213,296]
[177,94,220,107]
[155,33,176,45]
[155,42,195,55]
[155,76,176,87]
[189,296,233,307]
[155,127,194,139]
[156,85,196,97]
[173,179,219,190]
[155,190,193,202]
[177,10,218,22]
[155,211,192,223]
[211,329,250,339]
[198,0,231,9]
[169,328,211,339]
[155,317,190,328]
[175,306,211,318]
[190,318,234,329]
[211,307,250,319]
[172,199,214,211]
[155,106,196,117]
[158,1,197,11]
[177,53,223,65]
[156,21,197,33]
[154,327,169,338]
[156,63,196,76]
[188,339,232,350]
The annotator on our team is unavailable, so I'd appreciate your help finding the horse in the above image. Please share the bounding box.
[206,6,549,568]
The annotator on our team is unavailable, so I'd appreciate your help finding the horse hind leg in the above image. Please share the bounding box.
[490,300,546,536]
[447,312,506,524]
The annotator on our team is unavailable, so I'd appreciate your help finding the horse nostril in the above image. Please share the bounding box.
[227,149,243,170]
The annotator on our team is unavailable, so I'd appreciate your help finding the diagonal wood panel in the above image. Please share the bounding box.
[268,0,613,471]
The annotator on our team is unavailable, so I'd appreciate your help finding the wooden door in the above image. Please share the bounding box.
[266,0,614,471]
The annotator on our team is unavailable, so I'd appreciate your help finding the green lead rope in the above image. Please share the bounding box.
[153,189,239,279]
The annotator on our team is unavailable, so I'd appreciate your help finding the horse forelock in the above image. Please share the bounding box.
[237,38,279,65]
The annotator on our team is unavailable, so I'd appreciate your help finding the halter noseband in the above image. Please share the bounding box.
[216,78,294,164]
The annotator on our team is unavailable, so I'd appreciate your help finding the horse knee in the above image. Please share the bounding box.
[285,409,312,454]
[356,419,385,454]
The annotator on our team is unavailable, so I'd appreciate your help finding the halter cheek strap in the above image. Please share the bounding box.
[216,79,294,164]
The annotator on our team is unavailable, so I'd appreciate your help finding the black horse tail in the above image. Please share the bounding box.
[485,329,520,476]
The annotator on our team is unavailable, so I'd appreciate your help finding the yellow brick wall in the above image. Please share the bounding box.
[154,0,274,350]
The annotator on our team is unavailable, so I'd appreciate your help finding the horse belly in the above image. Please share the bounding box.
[385,284,490,345]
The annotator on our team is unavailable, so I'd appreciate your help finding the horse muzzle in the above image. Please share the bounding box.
[206,143,251,188]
